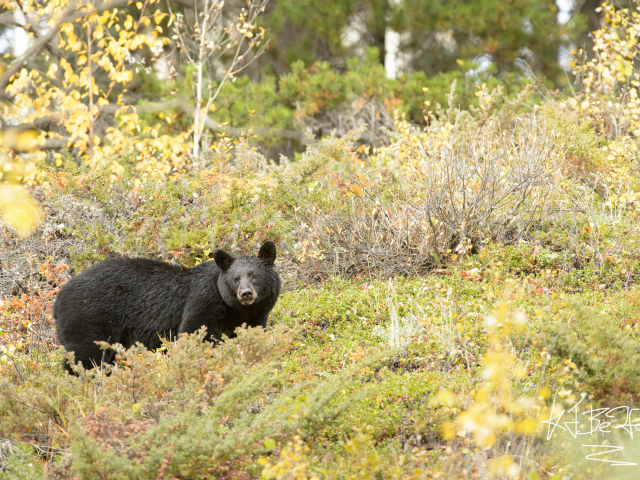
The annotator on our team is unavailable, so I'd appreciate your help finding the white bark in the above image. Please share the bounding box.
[192,1,209,160]
[193,61,204,159]
[384,0,402,80]
[384,28,400,80]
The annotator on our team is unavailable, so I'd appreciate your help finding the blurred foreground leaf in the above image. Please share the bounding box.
[0,129,39,152]
[0,183,42,237]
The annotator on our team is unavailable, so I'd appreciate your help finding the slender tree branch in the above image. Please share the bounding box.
[40,138,74,150]
[3,116,61,132]
[16,3,64,59]
[0,0,132,97]
[0,11,23,27]
[4,99,181,134]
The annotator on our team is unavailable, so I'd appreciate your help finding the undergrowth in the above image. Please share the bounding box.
[2,33,640,477]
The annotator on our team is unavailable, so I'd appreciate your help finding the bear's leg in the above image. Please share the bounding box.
[62,340,116,374]
[179,306,227,342]
[255,312,269,329]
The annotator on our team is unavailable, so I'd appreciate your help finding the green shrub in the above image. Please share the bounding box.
[543,300,640,401]
[1,325,386,479]
[202,48,532,152]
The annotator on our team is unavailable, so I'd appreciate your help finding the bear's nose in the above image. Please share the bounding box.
[240,290,253,300]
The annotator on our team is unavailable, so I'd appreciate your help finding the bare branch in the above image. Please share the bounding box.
[0,11,24,27]
[40,137,73,150]
[26,97,300,149]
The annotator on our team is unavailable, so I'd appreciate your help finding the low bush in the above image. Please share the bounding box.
[283,103,564,278]
[0,325,385,479]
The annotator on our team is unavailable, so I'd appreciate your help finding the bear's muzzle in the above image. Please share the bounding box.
[237,285,257,305]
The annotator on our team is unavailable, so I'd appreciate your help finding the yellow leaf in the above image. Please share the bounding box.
[535,387,550,403]
[78,55,87,66]
[132,403,141,413]
[488,456,520,479]
[348,184,363,196]
[15,131,39,152]
[1,130,39,152]
[434,388,455,407]
[0,184,43,238]
[47,63,58,78]
[440,421,455,441]
[0,129,15,148]
[516,418,538,435]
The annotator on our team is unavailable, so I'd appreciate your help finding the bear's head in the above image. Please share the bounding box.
[214,241,278,308]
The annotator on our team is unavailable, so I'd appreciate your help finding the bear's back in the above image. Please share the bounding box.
[86,256,190,277]
[54,257,197,345]
[54,257,192,309]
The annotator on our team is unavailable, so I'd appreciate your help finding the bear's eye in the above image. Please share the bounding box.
[234,276,240,283]
[250,272,256,280]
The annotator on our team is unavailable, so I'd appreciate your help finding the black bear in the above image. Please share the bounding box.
[53,241,281,374]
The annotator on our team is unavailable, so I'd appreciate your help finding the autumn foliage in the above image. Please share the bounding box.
[2,1,640,479]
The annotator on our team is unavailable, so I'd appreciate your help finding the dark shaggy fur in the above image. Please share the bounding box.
[53,241,281,374]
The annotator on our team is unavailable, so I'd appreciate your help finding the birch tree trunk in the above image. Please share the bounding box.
[192,0,210,160]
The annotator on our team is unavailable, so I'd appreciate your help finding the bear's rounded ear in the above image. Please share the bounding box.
[258,241,276,266]
[213,249,235,271]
